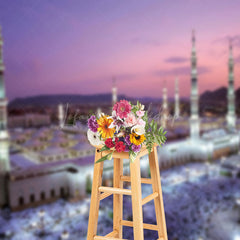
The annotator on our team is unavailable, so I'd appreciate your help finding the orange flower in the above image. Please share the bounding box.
[97,115,115,139]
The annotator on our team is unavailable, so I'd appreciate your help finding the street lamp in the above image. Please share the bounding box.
[38,209,45,218]
[220,156,226,175]
[236,198,240,223]
[61,230,69,240]
[220,156,226,165]
[31,221,37,228]
[185,168,190,182]
[205,162,210,178]
[38,209,45,235]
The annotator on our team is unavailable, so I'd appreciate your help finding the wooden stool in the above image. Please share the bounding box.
[87,144,168,240]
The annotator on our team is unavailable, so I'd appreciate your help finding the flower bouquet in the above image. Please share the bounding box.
[87,100,167,163]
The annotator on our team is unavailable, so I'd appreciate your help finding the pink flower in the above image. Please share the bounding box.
[136,110,145,117]
[113,100,132,119]
[125,113,137,127]
[137,118,146,127]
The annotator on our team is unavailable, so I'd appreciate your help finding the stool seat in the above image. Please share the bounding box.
[87,144,168,240]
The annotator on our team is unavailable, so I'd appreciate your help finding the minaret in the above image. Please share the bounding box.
[226,40,236,130]
[190,30,200,139]
[58,103,64,128]
[0,26,10,207]
[96,107,101,118]
[175,77,180,117]
[161,82,168,128]
[112,77,117,106]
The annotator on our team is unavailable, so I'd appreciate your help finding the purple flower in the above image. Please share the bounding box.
[125,135,131,146]
[88,115,99,132]
[124,145,130,152]
[132,144,141,153]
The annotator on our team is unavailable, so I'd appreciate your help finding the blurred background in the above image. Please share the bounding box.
[0,0,240,239]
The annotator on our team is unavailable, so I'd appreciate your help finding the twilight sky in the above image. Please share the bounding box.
[0,0,240,100]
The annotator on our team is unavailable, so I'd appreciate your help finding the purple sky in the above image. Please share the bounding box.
[0,0,240,100]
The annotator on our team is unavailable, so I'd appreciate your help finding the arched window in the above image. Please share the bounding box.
[50,189,55,197]
[30,194,35,203]
[60,187,65,197]
[18,196,24,206]
[40,192,45,200]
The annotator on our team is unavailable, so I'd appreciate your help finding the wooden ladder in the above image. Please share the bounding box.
[87,145,168,240]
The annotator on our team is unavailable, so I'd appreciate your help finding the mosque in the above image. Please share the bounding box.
[0,26,239,211]
[0,26,98,210]
[159,31,240,168]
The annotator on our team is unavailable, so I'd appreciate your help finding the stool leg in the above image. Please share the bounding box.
[87,150,104,240]
[113,158,123,238]
[149,147,168,240]
[130,156,144,240]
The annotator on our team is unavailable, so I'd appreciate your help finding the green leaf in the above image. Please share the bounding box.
[155,136,162,147]
[153,122,157,132]
[99,145,110,152]
[132,104,140,115]
[150,119,154,126]
[158,127,163,134]
[95,152,113,164]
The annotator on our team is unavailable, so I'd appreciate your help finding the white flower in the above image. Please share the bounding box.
[112,110,117,117]
[108,110,123,132]
[131,125,145,135]
[139,103,145,111]
[97,112,104,118]
[116,131,125,137]
[87,129,103,146]
[108,121,115,129]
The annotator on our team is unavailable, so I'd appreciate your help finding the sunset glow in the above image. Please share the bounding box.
[0,0,240,100]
